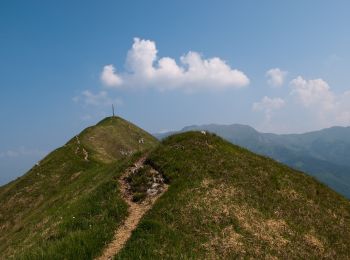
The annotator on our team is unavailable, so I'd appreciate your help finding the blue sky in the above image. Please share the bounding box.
[1,0,350,184]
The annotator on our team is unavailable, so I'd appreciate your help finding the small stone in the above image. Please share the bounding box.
[151,183,159,188]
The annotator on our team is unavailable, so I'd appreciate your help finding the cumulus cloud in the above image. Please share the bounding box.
[253,76,350,132]
[253,96,285,121]
[290,76,350,126]
[266,68,287,87]
[100,37,250,91]
[290,76,335,109]
[73,90,122,107]
[101,65,123,87]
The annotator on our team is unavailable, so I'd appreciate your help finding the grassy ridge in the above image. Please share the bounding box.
[0,117,158,259]
[2,119,350,259]
[117,132,350,259]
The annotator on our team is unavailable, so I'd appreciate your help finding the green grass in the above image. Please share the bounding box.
[126,165,155,202]
[2,119,350,259]
[80,117,157,163]
[13,161,130,259]
[0,117,158,259]
[116,132,350,259]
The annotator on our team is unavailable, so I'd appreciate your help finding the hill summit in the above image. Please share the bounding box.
[1,117,350,259]
[0,117,158,259]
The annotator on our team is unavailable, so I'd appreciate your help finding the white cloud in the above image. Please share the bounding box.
[253,96,285,121]
[290,76,335,110]
[290,76,350,126]
[126,38,158,77]
[101,65,123,87]
[74,90,122,107]
[266,68,287,87]
[335,91,350,123]
[253,96,285,111]
[100,37,250,91]
[252,76,350,132]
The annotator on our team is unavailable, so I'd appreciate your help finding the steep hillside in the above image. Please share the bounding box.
[156,124,350,198]
[118,132,350,259]
[0,117,158,259]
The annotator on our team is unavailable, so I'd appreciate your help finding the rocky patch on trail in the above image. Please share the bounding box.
[124,163,166,202]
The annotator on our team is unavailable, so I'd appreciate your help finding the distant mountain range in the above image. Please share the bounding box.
[155,124,350,198]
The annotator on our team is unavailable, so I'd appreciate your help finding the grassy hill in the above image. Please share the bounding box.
[1,118,350,259]
[155,124,350,198]
[0,117,158,259]
[117,132,350,259]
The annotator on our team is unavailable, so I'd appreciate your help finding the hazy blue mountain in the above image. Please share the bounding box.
[155,124,350,198]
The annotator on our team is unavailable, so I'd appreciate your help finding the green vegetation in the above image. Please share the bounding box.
[117,132,350,259]
[156,124,350,198]
[2,118,350,259]
[126,165,153,202]
[80,116,157,163]
[0,117,158,259]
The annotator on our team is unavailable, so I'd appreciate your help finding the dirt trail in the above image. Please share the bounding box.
[97,156,168,260]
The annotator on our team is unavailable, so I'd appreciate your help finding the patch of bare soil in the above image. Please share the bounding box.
[97,156,168,260]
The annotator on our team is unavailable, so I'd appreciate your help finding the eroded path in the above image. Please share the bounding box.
[97,156,168,260]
